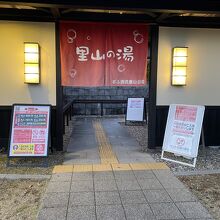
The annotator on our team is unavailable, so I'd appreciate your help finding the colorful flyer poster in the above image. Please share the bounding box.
[162,104,205,158]
[9,104,51,157]
[126,98,145,121]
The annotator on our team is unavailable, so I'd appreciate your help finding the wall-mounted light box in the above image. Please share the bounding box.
[24,42,40,84]
[172,47,188,86]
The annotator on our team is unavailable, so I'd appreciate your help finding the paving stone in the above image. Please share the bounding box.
[120,190,147,204]
[67,205,96,220]
[116,179,141,191]
[133,170,155,179]
[185,219,214,220]
[150,202,184,219]
[5,174,50,180]
[124,203,156,220]
[53,165,73,174]
[94,179,117,191]
[71,172,93,181]
[93,164,112,172]
[73,164,93,172]
[158,177,186,189]
[69,192,95,206]
[176,202,213,219]
[166,188,197,202]
[0,174,6,179]
[143,189,172,203]
[46,181,71,193]
[37,207,67,220]
[71,180,94,192]
[50,173,72,182]
[153,170,175,179]
[111,163,131,171]
[93,171,114,181]
[95,191,121,205]
[114,171,136,180]
[42,192,69,208]
[96,204,126,220]
[138,178,163,190]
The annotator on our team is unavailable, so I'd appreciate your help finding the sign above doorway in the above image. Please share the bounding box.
[60,21,148,87]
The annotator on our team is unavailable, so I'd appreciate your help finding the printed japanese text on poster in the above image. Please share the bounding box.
[9,105,50,157]
[162,104,205,158]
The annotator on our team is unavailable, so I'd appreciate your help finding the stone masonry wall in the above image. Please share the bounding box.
[63,86,149,115]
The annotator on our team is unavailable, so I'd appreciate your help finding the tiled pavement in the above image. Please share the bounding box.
[63,117,155,165]
[37,117,213,219]
[37,167,213,220]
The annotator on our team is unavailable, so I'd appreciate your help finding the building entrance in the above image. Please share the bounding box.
[63,116,154,165]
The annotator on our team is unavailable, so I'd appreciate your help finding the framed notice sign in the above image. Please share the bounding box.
[8,104,51,157]
[161,104,205,167]
[126,98,145,122]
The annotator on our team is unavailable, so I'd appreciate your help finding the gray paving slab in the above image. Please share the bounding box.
[71,180,94,192]
[113,171,136,180]
[120,190,147,204]
[175,202,213,219]
[69,192,95,206]
[119,158,155,163]
[153,170,175,179]
[166,188,197,202]
[67,205,96,220]
[93,171,114,181]
[46,181,71,193]
[158,177,186,189]
[133,170,155,179]
[95,191,121,205]
[37,207,67,220]
[94,179,117,191]
[71,172,93,181]
[124,203,156,220]
[64,152,87,160]
[67,134,98,152]
[96,204,126,220]
[174,168,220,176]
[42,192,69,208]
[4,174,51,180]
[150,202,184,219]
[0,174,6,179]
[116,179,141,191]
[185,219,214,220]
[50,173,72,182]
[143,189,172,203]
[138,178,164,190]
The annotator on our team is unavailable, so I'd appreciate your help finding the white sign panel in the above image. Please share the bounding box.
[162,104,205,159]
[126,98,144,121]
[9,104,51,157]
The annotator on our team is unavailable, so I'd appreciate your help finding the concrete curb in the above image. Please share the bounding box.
[174,169,220,176]
[0,174,51,180]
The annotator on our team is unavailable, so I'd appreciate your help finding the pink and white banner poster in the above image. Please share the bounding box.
[9,105,51,157]
[126,98,145,121]
[60,21,148,87]
[162,104,205,159]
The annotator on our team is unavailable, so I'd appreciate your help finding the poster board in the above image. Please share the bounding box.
[161,104,205,167]
[8,104,51,157]
[126,98,145,122]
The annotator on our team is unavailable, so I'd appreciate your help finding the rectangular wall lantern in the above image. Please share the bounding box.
[24,42,40,84]
[172,47,188,86]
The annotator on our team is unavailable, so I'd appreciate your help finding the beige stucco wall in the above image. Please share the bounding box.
[157,27,220,106]
[0,21,56,105]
